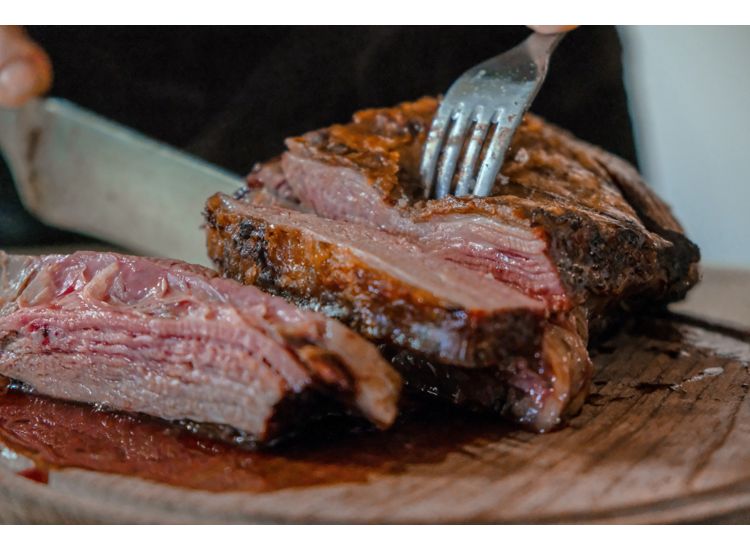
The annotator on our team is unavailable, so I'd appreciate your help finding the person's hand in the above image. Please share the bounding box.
[0,26,52,108]
[528,25,578,34]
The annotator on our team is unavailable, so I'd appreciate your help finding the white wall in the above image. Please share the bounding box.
[619,26,750,268]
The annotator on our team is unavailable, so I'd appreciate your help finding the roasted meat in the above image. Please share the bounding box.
[0,251,401,443]
[205,97,699,431]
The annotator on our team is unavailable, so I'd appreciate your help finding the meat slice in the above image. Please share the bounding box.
[207,194,597,428]
[205,97,700,431]
[0,251,401,443]
[206,194,546,368]
[206,193,593,431]
[276,97,699,316]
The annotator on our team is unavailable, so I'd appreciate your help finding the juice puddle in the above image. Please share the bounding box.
[0,390,506,493]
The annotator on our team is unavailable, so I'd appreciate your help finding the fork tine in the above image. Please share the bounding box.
[454,107,491,196]
[435,107,471,199]
[473,110,513,197]
[420,106,451,199]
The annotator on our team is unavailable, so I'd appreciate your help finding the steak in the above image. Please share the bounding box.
[275,97,698,316]
[0,251,401,443]
[205,97,700,431]
[206,195,546,368]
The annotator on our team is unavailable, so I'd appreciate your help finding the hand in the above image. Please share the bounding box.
[528,26,578,34]
[0,26,52,108]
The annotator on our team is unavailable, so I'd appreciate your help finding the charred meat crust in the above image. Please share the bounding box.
[585,149,701,303]
[205,199,544,368]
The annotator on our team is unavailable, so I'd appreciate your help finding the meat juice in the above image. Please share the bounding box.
[0,389,501,493]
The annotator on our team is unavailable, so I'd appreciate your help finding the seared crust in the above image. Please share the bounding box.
[205,195,544,368]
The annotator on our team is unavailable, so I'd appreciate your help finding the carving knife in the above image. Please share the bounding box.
[0,98,243,266]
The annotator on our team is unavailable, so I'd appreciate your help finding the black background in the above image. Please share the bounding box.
[1,26,635,245]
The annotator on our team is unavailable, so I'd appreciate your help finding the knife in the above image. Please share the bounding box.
[0,98,243,266]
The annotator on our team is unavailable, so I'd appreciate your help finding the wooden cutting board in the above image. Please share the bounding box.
[0,263,748,524]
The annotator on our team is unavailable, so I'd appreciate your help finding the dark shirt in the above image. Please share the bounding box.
[1,26,636,245]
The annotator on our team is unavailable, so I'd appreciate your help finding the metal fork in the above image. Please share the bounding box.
[420,32,566,199]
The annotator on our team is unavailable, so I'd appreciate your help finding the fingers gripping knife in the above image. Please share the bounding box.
[0,99,242,266]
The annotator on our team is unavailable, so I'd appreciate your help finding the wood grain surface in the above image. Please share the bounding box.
[0,262,748,524]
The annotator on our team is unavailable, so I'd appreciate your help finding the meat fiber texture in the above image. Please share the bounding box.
[205,97,700,432]
[0,251,401,443]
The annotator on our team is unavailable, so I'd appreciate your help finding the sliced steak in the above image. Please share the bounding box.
[206,194,546,367]
[205,195,591,431]
[0,251,401,443]
[277,97,699,315]
[205,97,699,431]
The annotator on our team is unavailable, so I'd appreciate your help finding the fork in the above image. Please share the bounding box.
[420,31,566,199]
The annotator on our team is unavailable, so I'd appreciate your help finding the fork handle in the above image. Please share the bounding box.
[524,32,567,68]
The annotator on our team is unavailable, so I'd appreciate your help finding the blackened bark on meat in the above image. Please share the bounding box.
[586,149,701,303]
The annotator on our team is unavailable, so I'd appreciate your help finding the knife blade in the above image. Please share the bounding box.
[0,98,243,266]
